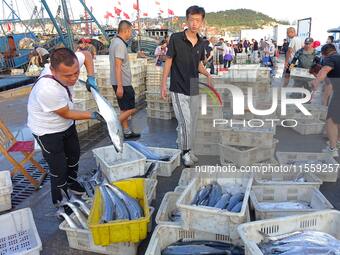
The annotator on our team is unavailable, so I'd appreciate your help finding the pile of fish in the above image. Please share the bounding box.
[161,240,244,255]
[78,169,104,198]
[56,189,91,229]
[99,183,144,223]
[257,201,312,211]
[259,230,340,254]
[191,182,244,213]
[126,141,171,161]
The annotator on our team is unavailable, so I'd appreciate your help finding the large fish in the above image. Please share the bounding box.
[104,185,130,220]
[226,193,244,211]
[99,185,116,223]
[192,185,212,205]
[91,87,123,153]
[69,193,91,216]
[56,207,79,229]
[105,183,144,220]
[257,201,311,211]
[207,182,223,207]
[161,240,244,255]
[215,193,232,209]
[126,141,171,161]
[61,201,88,229]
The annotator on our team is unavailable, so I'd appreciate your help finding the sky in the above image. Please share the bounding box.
[2,0,339,41]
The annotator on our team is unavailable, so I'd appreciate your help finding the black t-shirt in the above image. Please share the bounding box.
[167,31,205,96]
[253,41,259,51]
[323,53,340,95]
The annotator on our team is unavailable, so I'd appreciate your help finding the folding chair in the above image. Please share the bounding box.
[0,120,47,189]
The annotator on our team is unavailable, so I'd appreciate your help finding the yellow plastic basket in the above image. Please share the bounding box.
[88,178,150,246]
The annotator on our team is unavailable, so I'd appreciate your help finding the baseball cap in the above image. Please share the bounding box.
[304,37,314,44]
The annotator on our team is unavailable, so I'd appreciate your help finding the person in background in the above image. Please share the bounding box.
[327,36,335,44]
[243,40,249,54]
[109,20,140,140]
[224,43,234,68]
[283,27,304,87]
[154,39,168,66]
[252,39,259,63]
[204,37,216,74]
[259,38,266,58]
[216,38,227,68]
[282,39,289,55]
[290,38,316,69]
[33,46,50,67]
[312,44,340,157]
[238,40,243,53]
[161,5,212,167]
[27,48,102,206]
[78,38,97,59]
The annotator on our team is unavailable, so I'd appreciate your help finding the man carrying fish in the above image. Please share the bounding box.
[161,5,213,166]
[27,48,104,206]
[109,20,141,140]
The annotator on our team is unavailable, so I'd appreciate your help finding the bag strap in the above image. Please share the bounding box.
[33,74,73,102]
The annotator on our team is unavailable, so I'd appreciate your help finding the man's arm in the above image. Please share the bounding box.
[285,47,293,68]
[54,106,92,120]
[81,50,95,76]
[161,57,172,99]
[114,58,124,98]
[198,62,211,77]
[311,66,333,90]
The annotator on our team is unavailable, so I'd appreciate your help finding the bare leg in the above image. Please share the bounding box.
[323,83,333,106]
[119,109,136,129]
[327,118,338,148]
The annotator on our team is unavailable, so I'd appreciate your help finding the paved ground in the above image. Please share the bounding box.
[1,77,340,254]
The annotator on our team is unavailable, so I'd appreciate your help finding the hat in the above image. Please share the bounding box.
[304,37,314,44]
[312,41,321,48]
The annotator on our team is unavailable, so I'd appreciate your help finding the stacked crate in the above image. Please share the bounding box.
[94,55,147,110]
[146,64,174,120]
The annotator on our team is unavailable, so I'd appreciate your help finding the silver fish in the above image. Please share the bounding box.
[91,87,123,153]
[105,184,144,220]
[214,193,232,209]
[69,193,90,217]
[99,185,115,223]
[104,185,130,220]
[230,201,243,212]
[226,192,244,211]
[61,201,88,229]
[207,182,223,207]
[56,208,79,229]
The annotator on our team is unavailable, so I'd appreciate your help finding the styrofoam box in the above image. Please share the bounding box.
[146,108,175,120]
[145,224,240,255]
[218,126,275,148]
[146,147,181,177]
[219,139,278,167]
[254,171,323,188]
[192,142,220,156]
[155,192,182,226]
[237,210,340,255]
[59,214,138,255]
[250,185,333,220]
[146,101,173,112]
[177,176,253,238]
[145,178,158,205]
[0,171,12,212]
[92,143,147,182]
[276,151,339,183]
[290,67,315,80]
[195,130,220,144]
[225,64,260,82]
[0,208,42,255]
[292,119,325,135]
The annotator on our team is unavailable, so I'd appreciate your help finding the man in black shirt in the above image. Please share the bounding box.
[161,5,212,166]
[312,44,340,157]
[252,39,259,63]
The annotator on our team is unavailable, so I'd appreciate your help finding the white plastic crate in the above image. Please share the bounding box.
[92,143,147,182]
[195,130,220,144]
[145,178,158,205]
[254,171,322,188]
[146,101,173,112]
[146,147,181,177]
[192,142,220,156]
[225,64,260,82]
[219,139,278,167]
[0,171,12,212]
[218,126,275,148]
[174,186,186,193]
[177,176,253,238]
[237,210,340,255]
[146,85,162,93]
[290,67,315,79]
[59,214,138,255]
[146,108,175,120]
[145,224,240,255]
[292,119,325,135]
[276,151,339,182]
[178,168,196,187]
[155,192,182,226]
[250,185,333,220]
[0,208,42,255]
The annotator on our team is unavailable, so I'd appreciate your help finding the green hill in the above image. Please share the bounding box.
[205,9,289,29]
